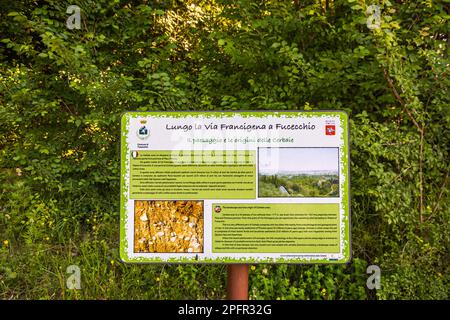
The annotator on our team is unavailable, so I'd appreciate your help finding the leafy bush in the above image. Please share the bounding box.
[1,0,448,299]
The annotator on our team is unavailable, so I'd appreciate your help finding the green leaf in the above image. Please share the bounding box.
[351,5,363,10]
[271,42,280,48]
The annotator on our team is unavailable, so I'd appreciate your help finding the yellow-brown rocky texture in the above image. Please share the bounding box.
[134,200,203,253]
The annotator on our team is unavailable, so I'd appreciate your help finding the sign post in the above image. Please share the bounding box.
[227,265,249,300]
[119,111,351,288]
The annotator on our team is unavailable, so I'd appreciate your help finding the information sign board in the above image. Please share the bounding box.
[120,111,350,263]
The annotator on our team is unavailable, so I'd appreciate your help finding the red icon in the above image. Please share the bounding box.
[326,125,336,135]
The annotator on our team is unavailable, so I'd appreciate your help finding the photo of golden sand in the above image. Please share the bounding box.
[134,200,204,253]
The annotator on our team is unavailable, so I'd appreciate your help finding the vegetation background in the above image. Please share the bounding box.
[0,0,449,300]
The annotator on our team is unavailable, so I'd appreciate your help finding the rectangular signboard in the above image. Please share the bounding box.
[120,111,350,263]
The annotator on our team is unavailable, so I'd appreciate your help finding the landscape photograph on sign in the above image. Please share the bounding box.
[134,200,204,253]
[258,147,339,198]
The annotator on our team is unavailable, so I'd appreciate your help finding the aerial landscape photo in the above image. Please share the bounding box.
[258,148,339,197]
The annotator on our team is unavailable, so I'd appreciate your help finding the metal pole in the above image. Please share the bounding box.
[227,264,249,300]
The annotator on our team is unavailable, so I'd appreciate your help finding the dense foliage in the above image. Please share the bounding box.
[1,0,449,299]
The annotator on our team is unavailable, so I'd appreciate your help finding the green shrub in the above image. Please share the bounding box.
[1,0,448,299]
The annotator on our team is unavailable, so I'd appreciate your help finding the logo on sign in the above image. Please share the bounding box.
[326,125,336,135]
[137,120,150,140]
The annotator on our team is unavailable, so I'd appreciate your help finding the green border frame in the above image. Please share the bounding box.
[120,111,351,264]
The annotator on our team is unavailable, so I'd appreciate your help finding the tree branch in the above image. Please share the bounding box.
[382,68,426,223]
[428,171,449,220]
[382,68,424,134]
